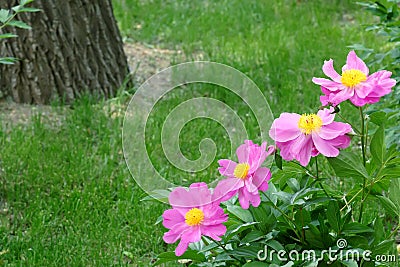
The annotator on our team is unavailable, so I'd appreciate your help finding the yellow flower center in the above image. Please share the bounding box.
[185,208,204,226]
[341,69,367,88]
[298,114,323,135]
[234,163,250,179]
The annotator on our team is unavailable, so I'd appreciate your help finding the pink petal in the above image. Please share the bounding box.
[163,209,185,229]
[181,225,202,244]
[169,184,212,208]
[218,159,237,177]
[367,70,396,97]
[175,240,189,256]
[311,145,320,157]
[276,141,295,161]
[322,59,341,82]
[189,182,213,203]
[202,205,228,225]
[312,78,343,91]
[312,133,339,157]
[169,187,195,209]
[269,113,302,142]
[238,187,261,209]
[266,145,276,156]
[201,224,227,240]
[290,134,313,166]
[349,93,370,107]
[212,178,243,204]
[163,222,188,244]
[248,142,267,173]
[355,83,373,99]
[343,50,369,75]
[163,230,181,244]
[252,167,271,190]
[318,122,352,140]
[329,87,353,106]
[320,95,330,106]
[236,141,251,163]
[329,135,351,149]
[317,107,335,125]
[245,176,258,193]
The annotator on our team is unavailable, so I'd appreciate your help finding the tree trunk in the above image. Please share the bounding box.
[0,0,129,104]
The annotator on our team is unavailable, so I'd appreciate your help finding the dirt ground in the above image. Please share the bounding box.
[0,42,190,127]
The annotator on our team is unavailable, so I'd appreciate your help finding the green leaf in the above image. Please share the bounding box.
[11,5,21,12]
[153,250,206,266]
[14,7,41,13]
[273,191,292,204]
[140,189,170,203]
[370,126,385,164]
[340,260,358,267]
[327,151,369,181]
[376,195,399,218]
[20,0,35,5]
[371,239,396,256]
[294,209,311,232]
[369,111,387,126]
[326,201,340,233]
[250,203,276,233]
[290,187,321,205]
[224,222,259,242]
[372,217,384,246]
[243,262,270,267]
[0,9,10,23]
[154,215,163,225]
[287,178,300,192]
[389,179,400,219]
[342,222,374,235]
[0,33,18,39]
[240,230,265,245]
[0,57,17,64]
[346,235,369,249]
[266,239,285,252]
[7,20,31,29]
[380,165,400,179]
[227,205,253,222]
[228,245,261,258]
[305,224,325,248]
[304,197,332,207]
[275,152,283,170]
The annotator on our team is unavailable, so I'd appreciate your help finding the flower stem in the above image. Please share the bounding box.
[315,157,330,198]
[210,238,242,262]
[337,113,361,135]
[292,161,317,179]
[388,223,400,239]
[261,191,302,242]
[359,107,367,166]
[358,106,367,223]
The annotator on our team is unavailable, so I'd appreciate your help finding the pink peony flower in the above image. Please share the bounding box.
[212,140,275,209]
[162,182,228,256]
[312,50,396,107]
[269,107,352,166]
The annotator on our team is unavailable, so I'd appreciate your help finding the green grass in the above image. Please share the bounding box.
[0,96,172,265]
[0,0,388,265]
[114,0,384,114]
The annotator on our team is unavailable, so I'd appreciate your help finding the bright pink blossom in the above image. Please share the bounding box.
[212,140,275,209]
[312,50,396,107]
[162,182,228,256]
[269,107,352,166]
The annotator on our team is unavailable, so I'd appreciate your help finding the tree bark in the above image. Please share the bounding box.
[0,0,129,104]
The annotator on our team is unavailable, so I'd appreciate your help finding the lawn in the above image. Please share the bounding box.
[0,0,387,265]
